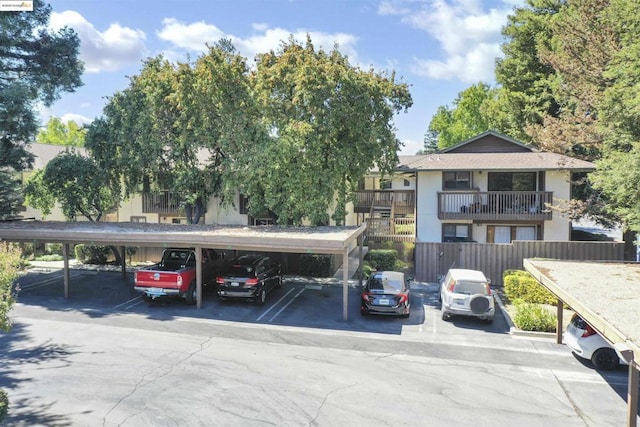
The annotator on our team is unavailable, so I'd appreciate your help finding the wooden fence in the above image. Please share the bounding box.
[414,240,625,286]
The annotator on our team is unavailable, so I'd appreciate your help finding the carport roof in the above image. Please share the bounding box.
[523,259,640,367]
[0,221,366,255]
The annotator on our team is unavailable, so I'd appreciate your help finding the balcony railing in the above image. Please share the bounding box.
[438,191,553,221]
[142,191,182,214]
[354,190,415,215]
[365,217,416,242]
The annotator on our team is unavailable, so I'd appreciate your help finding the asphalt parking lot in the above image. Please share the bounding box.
[15,264,512,336]
[5,263,638,426]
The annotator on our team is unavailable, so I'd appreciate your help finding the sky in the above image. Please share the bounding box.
[43,0,524,155]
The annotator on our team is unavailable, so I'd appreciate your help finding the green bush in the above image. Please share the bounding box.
[35,254,64,262]
[0,388,7,423]
[45,243,63,255]
[365,249,398,271]
[298,254,333,277]
[513,302,557,332]
[503,270,557,305]
[74,244,110,264]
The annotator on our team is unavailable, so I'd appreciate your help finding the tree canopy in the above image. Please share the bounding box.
[0,0,83,219]
[36,117,86,147]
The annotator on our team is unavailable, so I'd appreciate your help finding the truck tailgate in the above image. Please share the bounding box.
[134,270,181,289]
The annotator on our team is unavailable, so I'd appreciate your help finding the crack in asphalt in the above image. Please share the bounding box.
[102,336,215,427]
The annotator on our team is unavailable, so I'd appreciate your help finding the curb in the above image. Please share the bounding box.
[493,291,556,339]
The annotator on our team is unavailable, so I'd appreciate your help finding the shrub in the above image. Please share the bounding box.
[298,254,333,277]
[513,302,557,332]
[365,249,398,271]
[503,270,557,305]
[0,388,8,423]
[74,244,110,264]
[35,254,64,262]
[45,243,63,255]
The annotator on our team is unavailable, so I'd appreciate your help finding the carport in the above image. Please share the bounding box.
[0,221,366,320]
[524,259,640,427]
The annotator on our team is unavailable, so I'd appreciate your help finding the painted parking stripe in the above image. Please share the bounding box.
[19,271,87,291]
[268,288,305,323]
[113,296,143,310]
[255,288,296,322]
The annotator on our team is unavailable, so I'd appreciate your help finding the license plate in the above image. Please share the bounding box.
[378,298,390,305]
[147,288,164,295]
[454,298,465,305]
[231,282,239,287]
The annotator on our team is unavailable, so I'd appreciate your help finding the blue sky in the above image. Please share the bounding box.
[43,0,523,155]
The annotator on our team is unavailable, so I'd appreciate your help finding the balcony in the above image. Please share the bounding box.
[438,191,553,221]
[353,190,415,215]
[142,191,182,214]
[365,217,415,242]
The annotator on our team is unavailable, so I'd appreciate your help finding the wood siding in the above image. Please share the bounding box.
[414,241,625,286]
[447,135,532,153]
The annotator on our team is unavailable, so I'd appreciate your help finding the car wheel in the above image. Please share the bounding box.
[185,281,196,305]
[469,294,490,314]
[591,348,619,371]
[256,288,267,305]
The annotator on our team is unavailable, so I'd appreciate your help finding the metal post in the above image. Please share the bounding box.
[62,243,70,299]
[556,299,564,344]
[195,246,202,309]
[358,235,364,289]
[343,249,349,321]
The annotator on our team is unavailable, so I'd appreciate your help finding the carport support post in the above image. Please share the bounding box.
[343,249,348,321]
[627,362,638,427]
[358,235,363,289]
[62,243,70,299]
[556,299,564,344]
[195,245,202,309]
[120,246,126,280]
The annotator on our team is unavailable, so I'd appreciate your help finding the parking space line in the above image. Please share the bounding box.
[19,271,87,291]
[268,288,305,323]
[256,288,296,322]
[113,296,143,310]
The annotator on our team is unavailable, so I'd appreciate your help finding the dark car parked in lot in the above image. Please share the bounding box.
[216,254,282,305]
[361,271,410,318]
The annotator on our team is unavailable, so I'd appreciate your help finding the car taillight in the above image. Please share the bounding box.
[398,293,408,304]
[486,285,492,296]
[134,272,138,281]
[447,282,455,292]
[361,291,371,301]
[177,275,182,287]
[582,323,597,338]
[245,278,259,286]
[216,277,224,284]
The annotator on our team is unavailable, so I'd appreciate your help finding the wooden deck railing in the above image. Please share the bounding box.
[354,190,415,214]
[438,191,553,221]
[365,217,416,242]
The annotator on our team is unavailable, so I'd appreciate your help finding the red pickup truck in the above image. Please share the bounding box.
[134,248,227,304]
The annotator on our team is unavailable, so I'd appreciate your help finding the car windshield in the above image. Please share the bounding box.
[227,264,255,277]
[369,276,404,292]
[453,280,488,295]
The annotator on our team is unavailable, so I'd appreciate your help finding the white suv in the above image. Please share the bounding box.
[440,268,495,323]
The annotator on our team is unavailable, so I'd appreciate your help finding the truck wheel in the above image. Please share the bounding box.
[256,288,267,305]
[185,281,197,305]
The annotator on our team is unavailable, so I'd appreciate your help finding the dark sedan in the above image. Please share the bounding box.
[216,254,282,305]
[361,271,410,318]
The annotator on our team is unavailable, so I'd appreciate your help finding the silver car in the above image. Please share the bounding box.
[440,268,495,323]
[564,313,622,370]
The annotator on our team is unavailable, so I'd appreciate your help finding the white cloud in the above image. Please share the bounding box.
[50,11,147,73]
[60,113,92,126]
[156,18,360,65]
[380,0,517,82]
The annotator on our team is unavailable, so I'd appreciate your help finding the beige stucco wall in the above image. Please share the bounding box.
[416,170,442,242]
[543,170,572,240]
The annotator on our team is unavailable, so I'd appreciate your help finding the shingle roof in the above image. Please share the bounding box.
[397,152,595,172]
[27,143,87,169]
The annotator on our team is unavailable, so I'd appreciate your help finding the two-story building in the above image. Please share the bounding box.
[353,130,596,244]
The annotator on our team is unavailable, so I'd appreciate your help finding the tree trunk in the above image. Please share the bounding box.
[109,245,124,266]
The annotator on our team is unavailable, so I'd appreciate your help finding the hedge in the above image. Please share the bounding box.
[503,270,557,305]
[298,254,333,277]
[365,249,398,271]
[513,302,557,332]
[0,388,8,423]
[74,244,110,264]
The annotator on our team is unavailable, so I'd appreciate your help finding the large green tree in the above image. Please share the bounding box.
[86,41,255,224]
[425,83,497,150]
[37,117,86,147]
[248,36,412,225]
[0,0,83,219]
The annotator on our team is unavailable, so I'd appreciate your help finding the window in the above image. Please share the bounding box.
[130,216,146,223]
[487,172,536,191]
[487,225,537,243]
[239,194,249,214]
[403,179,410,187]
[443,171,471,190]
[442,223,472,242]
[380,179,392,190]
